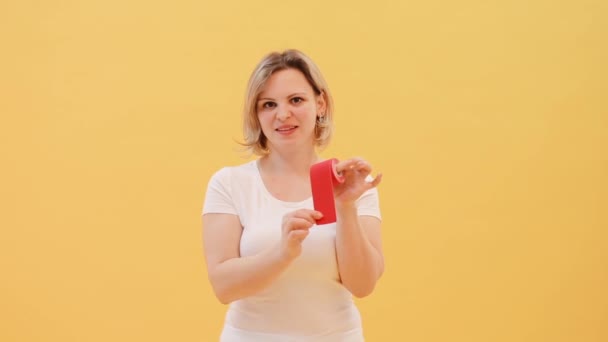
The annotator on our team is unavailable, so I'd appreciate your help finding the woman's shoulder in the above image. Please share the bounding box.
[208,160,258,183]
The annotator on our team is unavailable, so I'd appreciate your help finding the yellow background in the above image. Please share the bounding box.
[1,1,607,341]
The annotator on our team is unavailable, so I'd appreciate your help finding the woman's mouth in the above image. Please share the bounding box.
[275,126,298,134]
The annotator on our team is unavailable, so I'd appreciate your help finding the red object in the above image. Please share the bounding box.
[310,158,345,225]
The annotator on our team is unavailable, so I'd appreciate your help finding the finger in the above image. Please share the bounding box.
[288,229,309,243]
[354,160,372,175]
[292,209,323,222]
[369,173,383,188]
[283,209,319,225]
[285,217,315,231]
[334,159,358,175]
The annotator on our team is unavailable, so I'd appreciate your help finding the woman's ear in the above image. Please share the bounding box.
[316,91,327,115]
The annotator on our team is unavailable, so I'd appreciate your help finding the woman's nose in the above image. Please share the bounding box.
[276,105,292,121]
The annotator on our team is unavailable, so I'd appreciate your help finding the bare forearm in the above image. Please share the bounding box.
[209,247,290,304]
[335,203,383,297]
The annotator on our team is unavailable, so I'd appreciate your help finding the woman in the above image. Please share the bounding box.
[202,49,384,341]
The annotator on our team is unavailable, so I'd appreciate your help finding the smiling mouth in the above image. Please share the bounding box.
[276,126,298,132]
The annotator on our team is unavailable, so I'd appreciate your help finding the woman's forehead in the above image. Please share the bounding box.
[259,69,314,98]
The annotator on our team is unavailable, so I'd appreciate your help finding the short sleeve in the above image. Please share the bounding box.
[202,167,238,215]
[355,185,382,220]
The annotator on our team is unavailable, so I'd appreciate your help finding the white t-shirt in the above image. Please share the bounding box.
[202,160,382,341]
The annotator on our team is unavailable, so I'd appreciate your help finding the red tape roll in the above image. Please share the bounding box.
[310,158,345,225]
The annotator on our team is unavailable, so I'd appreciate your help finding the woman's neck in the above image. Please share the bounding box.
[259,146,319,177]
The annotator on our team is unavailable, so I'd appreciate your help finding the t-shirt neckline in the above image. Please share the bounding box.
[252,159,312,208]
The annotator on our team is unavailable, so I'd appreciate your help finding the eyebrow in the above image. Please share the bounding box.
[257,92,308,102]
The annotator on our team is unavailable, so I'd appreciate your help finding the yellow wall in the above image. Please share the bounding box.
[1,1,606,341]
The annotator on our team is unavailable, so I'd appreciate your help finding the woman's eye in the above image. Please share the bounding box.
[291,97,303,104]
[262,102,276,109]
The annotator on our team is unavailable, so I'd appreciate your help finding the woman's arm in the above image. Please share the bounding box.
[332,158,385,298]
[203,213,290,304]
[203,209,321,304]
[335,206,384,298]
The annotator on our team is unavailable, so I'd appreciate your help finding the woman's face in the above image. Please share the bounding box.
[256,68,325,152]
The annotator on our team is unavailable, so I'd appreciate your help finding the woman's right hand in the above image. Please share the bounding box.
[279,209,323,261]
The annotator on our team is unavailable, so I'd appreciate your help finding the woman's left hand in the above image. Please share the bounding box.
[333,157,382,207]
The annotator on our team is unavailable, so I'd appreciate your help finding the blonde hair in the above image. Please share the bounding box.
[241,49,334,156]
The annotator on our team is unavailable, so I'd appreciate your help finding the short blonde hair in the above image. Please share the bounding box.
[241,49,334,156]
